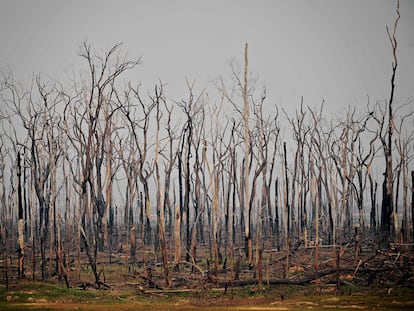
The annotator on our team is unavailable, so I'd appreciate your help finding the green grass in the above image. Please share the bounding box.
[1,280,98,302]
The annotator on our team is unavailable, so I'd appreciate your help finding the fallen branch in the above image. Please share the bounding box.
[352,259,362,279]
[171,261,206,276]
[215,267,395,287]
[135,271,163,290]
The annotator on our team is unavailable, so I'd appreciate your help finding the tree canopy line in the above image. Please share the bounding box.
[1,6,413,290]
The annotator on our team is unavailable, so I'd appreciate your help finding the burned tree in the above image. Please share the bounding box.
[63,42,138,286]
[153,83,171,286]
[379,0,400,241]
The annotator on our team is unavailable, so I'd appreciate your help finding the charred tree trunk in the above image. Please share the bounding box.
[275,178,280,251]
[382,0,400,241]
[17,152,24,279]
[80,226,101,287]
[368,166,377,232]
[283,142,290,277]
[178,142,185,259]
[184,124,192,262]
[411,171,414,242]
[142,180,152,246]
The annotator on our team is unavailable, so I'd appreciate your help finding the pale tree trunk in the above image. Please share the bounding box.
[309,148,319,286]
[104,149,112,251]
[192,107,206,263]
[395,111,413,244]
[315,172,320,288]
[29,157,35,281]
[162,101,177,252]
[255,196,263,280]
[33,142,49,281]
[174,203,182,266]
[247,160,266,270]
[239,162,245,248]
[76,161,82,281]
[309,106,336,245]
[190,146,203,267]
[283,142,290,278]
[118,141,137,272]
[243,43,252,266]
[230,145,237,281]
[64,43,139,286]
[154,85,171,287]
[266,131,278,242]
[194,168,202,258]
[47,126,59,279]
[204,142,219,275]
[338,135,350,241]
[223,162,232,258]
[122,89,154,248]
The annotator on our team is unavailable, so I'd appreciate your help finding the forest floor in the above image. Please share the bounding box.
[1,280,414,310]
[1,238,414,310]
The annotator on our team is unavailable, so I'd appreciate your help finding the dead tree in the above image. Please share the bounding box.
[116,127,138,268]
[330,108,360,242]
[284,100,309,244]
[242,44,253,265]
[412,171,414,242]
[63,42,138,286]
[227,119,240,277]
[17,151,24,278]
[309,105,336,245]
[204,139,220,275]
[177,81,204,263]
[382,0,400,241]
[118,83,156,274]
[0,134,9,285]
[254,92,278,245]
[160,100,179,244]
[282,141,290,276]
[217,43,256,265]
[206,99,231,274]
[190,103,205,266]
[353,117,378,238]
[266,117,280,244]
[103,107,120,254]
[393,104,414,243]
[3,74,62,280]
[153,83,171,287]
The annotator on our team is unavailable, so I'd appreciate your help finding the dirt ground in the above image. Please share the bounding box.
[2,238,414,310]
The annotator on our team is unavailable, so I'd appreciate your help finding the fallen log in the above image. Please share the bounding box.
[215,267,395,287]
[171,261,206,276]
[136,271,163,290]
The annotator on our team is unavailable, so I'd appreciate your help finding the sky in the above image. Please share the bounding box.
[1,0,413,116]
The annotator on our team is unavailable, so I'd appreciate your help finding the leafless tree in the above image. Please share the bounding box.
[63,42,138,286]
[152,83,172,286]
[393,103,414,243]
[382,0,400,241]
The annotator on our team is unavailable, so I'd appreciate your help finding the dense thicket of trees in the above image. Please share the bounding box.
[0,4,413,288]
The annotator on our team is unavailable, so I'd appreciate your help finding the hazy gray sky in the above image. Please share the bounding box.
[1,0,413,113]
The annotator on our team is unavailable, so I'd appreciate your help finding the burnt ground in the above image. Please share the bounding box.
[1,236,414,310]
